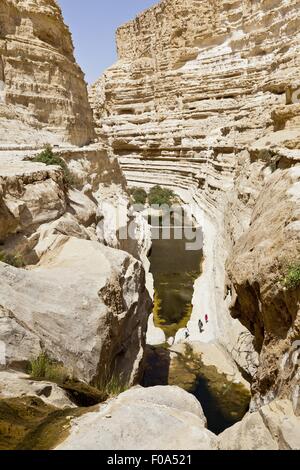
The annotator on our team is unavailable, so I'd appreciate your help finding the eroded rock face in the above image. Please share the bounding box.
[0,237,151,386]
[90,0,300,169]
[91,0,300,402]
[0,140,151,394]
[0,0,95,146]
[227,166,300,407]
[56,386,218,450]
[0,160,66,244]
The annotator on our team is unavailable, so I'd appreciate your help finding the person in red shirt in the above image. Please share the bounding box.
[205,314,209,323]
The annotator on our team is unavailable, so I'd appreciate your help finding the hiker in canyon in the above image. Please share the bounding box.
[205,314,209,324]
[198,319,204,333]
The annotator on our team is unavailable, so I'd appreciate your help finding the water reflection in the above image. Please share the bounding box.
[149,210,203,338]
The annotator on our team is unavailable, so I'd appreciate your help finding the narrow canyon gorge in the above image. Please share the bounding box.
[0,0,299,451]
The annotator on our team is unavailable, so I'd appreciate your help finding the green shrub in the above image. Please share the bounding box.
[130,187,147,205]
[148,185,175,206]
[33,145,76,187]
[0,251,25,268]
[97,366,129,397]
[33,145,64,167]
[30,353,49,379]
[103,375,129,397]
[283,263,300,289]
[29,353,69,384]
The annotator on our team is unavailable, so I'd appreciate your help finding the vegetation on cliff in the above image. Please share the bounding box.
[0,252,25,268]
[130,185,176,206]
[283,263,300,289]
[32,146,76,186]
[148,185,175,206]
[30,354,70,384]
[130,187,147,205]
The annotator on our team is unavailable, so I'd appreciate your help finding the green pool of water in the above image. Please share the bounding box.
[149,211,203,338]
[146,210,250,434]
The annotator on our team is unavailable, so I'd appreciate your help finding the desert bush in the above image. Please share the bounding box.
[148,185,175,206]
[103,375,129,397]
[97,366,129,397]
[30,353,69,384]
[130,187,147,205]
[0,251,25,268]
[33,145,64,167]
[32,145,76,186]
[283,263,300,289]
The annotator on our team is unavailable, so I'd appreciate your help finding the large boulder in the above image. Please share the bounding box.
[0,370,75,409]
[56,386,218,450]
[0,236,151,386]
[0,161,66,243]
[218,399,300,450]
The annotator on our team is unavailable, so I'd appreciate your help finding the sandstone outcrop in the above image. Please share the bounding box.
[0,0,94,146]
[227,166,300,408]
[0,236,151,386]
[0,145,127,263]
[0,370,76,409]
[0,159,66,250]
[56,386,218,450]
[91,0,300,402]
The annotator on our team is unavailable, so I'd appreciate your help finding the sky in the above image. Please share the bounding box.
[58,0,157,84]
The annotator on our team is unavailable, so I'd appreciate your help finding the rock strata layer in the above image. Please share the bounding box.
[0,0,95,146]
[90,0,300,406]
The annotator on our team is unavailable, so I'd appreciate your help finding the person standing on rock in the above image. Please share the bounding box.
[198,319,204,333]
[205,314,209,324]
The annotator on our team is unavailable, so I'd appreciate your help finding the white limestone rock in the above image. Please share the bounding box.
[146,314,166,346]
[0,370,76,409]
[218,400,300,450]
[0,236,151,386]
[56,386,218,450]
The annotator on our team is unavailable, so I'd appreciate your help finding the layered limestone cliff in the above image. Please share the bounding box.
[0,0,95,146]
[0,0,299,451]
[0,0,151,393]
[90,0,300,408]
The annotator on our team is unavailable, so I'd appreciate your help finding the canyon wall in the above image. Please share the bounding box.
[90,0,300,406]
[0,0,151,390]
[0,0,95,146]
